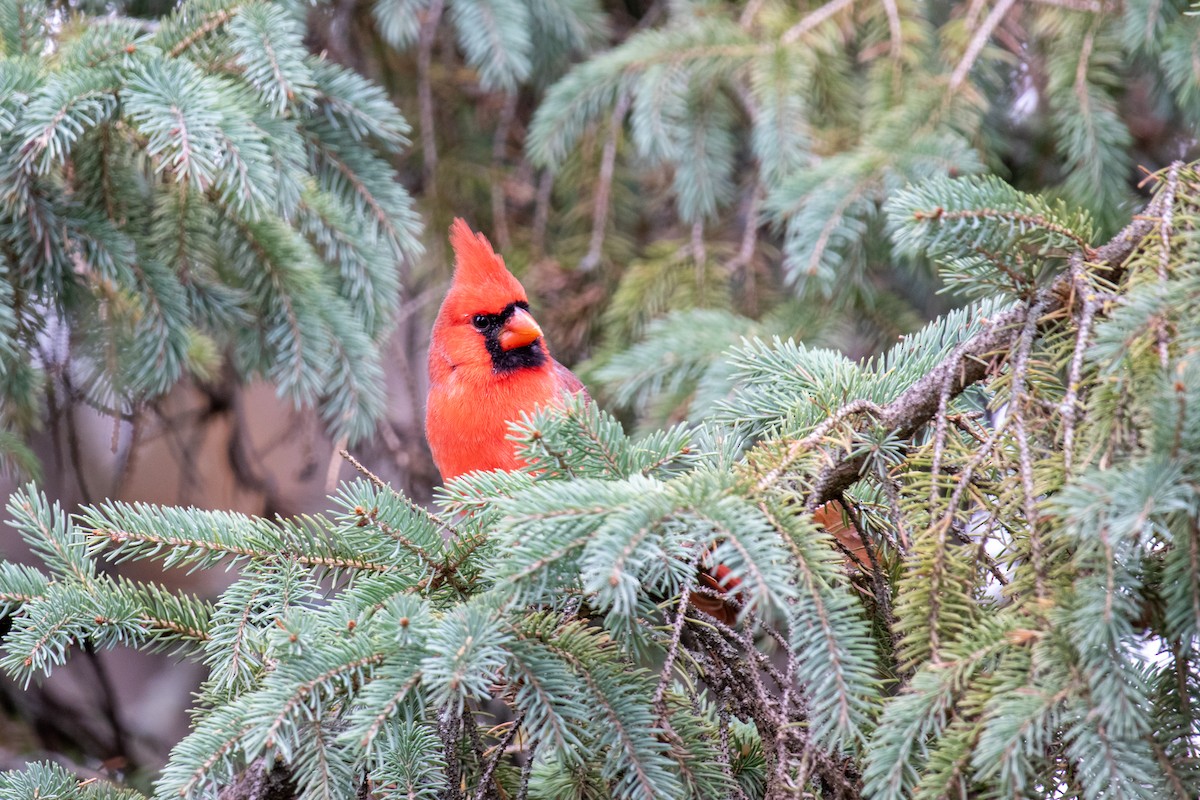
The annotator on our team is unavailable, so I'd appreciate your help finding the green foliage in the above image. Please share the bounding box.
[373,0,607,92]
[0,0,1198,791]
[3,166,1200,797]
[888,174,1097,299]
[0,761,145,799]
[0,410,802,798]
[0,0,421,461]
[518,0,1194,404]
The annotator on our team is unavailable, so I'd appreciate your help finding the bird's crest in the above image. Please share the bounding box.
[447,219,527,311]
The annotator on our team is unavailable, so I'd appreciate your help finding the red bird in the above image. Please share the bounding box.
[425,219,585,481]
[424,220,826,626]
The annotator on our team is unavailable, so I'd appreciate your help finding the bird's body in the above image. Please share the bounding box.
[426,219,585,481]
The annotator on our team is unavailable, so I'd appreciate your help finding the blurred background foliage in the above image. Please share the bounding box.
[0,0,1195,785]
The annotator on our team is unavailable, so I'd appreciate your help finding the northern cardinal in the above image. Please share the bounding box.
[424,221,860,625]
[425,219,586,481]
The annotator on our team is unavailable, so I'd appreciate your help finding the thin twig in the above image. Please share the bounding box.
[781,0,856,45]
[881,474,912,553]
[962,0,989,32]
[1009,298,1050,601]
[514,738,539,800]
[927,346,961,513]
[490,92,518,252]
[652,581,692,712]
[531,169,553,259]
[471,713,524,800]
[843,501,895,632]
[580,93,630,271]
[1155,163,1180,369]
[438,705,464,800]
[325,435,348,492]
[416,0,445,197]
[948,0,1018,92]
[1061,255,1096,475]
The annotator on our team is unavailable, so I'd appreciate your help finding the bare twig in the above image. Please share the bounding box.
[843,501,895,632]
[948,0,1018,92]
[652,581,692,713]
[1061,255,1097,475]
[1155,163,1180,368]
[531,169,554,258]
[781,0,856,45]
[490,92,518,252]
[515,738,539,800]
[438,705,464,800]
[324,435,349,492]
[580,93,631,271]
[927,347,961,513]
[416,0,446,196]
[1008,298,1050,601]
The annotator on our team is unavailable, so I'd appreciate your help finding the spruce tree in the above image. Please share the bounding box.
[1,0,1199,798]
[0,0,422,479]
[1,163,1198,798]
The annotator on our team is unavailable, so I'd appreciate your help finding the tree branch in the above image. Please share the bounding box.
[805,189,1166,508]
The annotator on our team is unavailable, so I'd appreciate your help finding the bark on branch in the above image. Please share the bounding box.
[806,189,1167,508]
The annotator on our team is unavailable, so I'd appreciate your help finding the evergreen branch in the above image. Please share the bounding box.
[339,451,460,538]
[302,128,419,258]
[804,189,1166,507]
[167,7,235,58]
[909,206,1096,258]
[352,671,423,750]
[156,708,254,799]
[781,0,856,45]
[308,59,410,150]
[259,652,386,752]
[93,524,393,574]
[0,761,145,799]
[229,3,314,115]
[758,499,874,748]
[947,0,1016,91]
[0,562,49,610]
[753,399,883,494]
[538,639,676,800]
[17,77,118,175]
[863,620,1016,799]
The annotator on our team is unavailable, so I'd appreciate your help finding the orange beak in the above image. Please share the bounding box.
[499,307,543,351]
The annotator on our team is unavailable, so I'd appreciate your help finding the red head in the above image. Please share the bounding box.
[429,219,549,385]
[442,218,529,317]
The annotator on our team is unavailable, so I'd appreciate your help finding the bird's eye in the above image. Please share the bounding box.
[471,315,489,330]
